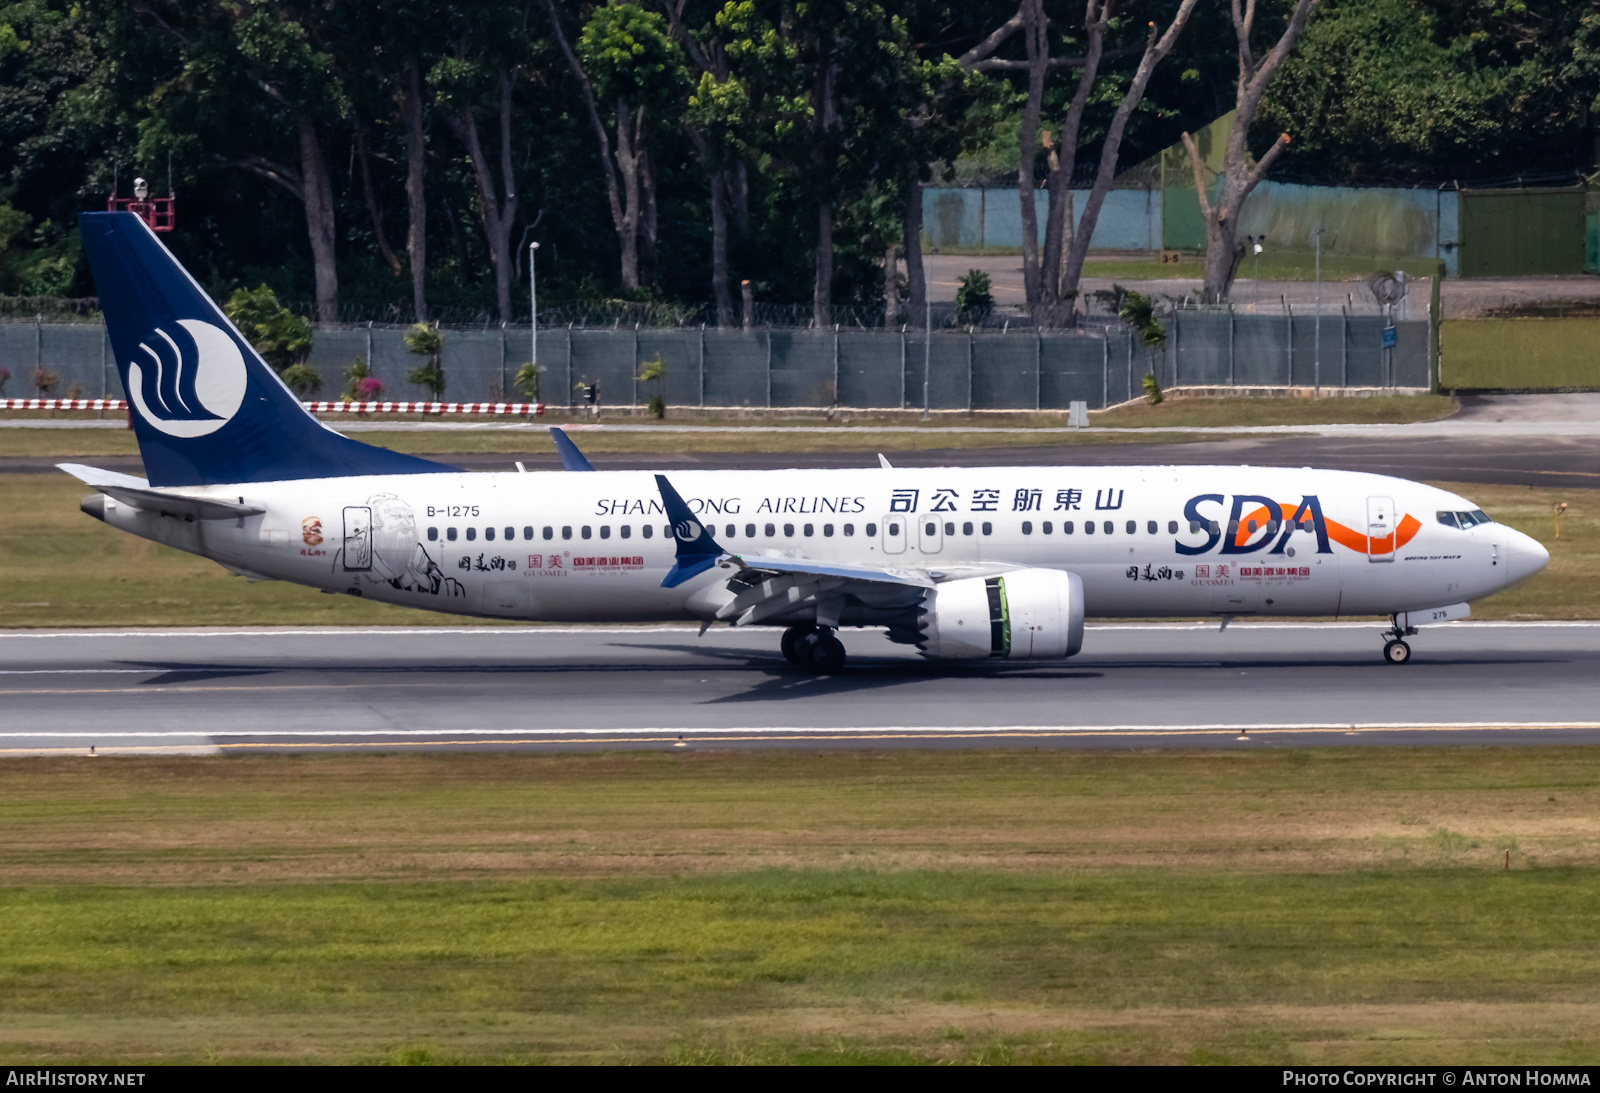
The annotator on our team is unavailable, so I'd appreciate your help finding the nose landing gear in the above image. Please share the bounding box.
[781,624,847,674]
[1381,617,1419,664]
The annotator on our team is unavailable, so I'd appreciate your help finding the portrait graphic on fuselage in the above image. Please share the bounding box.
[335,492,463,597]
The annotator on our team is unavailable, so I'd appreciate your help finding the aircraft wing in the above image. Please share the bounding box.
[58,462,265,521]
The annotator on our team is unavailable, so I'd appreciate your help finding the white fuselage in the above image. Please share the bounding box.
[96,465,1547,625]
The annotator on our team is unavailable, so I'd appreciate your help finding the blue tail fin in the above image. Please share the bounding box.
[549,427,595,471]
[655,474,726,588]
[79,211,449,487]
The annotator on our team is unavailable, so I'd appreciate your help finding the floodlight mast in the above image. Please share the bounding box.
[529,240,540,399]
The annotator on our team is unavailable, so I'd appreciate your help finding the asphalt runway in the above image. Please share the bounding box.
[4,622,1600,755]
[8,433,1599,489]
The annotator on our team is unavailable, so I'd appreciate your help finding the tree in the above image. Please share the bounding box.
[1182,0,1318,303]
[223,283,312,370]
[545,1,685,293]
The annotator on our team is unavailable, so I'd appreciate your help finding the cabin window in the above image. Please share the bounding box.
[1169,520,1179,534]
[599,526,610,539]
[447,527,458,541]
[1228,520,1239,536]
[981,522,992,536]
[722,525,733,538]
[784,523,795,537]
[1247,520,1258,533]
[642,525,653,539]
[887,522,899,536]
[1022,521,1033,535]
[427,527,438,541]
[765,523,776,537]
[844,523,855,536]
[1063,521,1074,534]
[561,526,572,540]
[945,522,955,536]
[962,522,973,535]
[824,524,835,537]
[1085,520,1095,535]
[620,525,631,539]
[1147,521,1158,534]
[543,526,554,540]
[1190,520,1201,533]
[506,527,515,541]
[466,527,477,542]
[746,524,756,538]
[581,526,592,540]
[1042,521,1052,534]
[925,521,937,536]
[1126,520,1137,534]
[484,527,495,541]
[804,523,814,537]
[523,527,533,540]
[1104,521,1114,534]
[864,523,875,536]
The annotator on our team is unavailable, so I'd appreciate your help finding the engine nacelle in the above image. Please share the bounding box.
[918,568,1085,660]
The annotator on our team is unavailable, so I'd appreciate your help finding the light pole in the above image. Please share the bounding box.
[528,241,539,412]
[921,296,932,422]
[1313,228,1324,398]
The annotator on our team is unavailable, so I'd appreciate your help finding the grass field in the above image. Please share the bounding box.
[0,394,1458,459]
[0,474,1588,627]
[2,748,1599,1064]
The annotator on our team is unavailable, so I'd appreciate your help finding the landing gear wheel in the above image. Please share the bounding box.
[781,625,818,666]
[1383,639,1411,665]
[804,632,847,674]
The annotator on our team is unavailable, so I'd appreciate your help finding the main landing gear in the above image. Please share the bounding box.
[781,624,847,674]
[1382,617,1419,665]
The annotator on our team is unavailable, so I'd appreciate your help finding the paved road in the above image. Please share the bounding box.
[4,623,1598,755]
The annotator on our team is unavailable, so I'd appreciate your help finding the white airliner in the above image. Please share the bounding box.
[66,211,1548,671]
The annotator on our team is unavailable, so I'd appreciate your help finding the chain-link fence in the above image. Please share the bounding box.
[0,313,1430,408]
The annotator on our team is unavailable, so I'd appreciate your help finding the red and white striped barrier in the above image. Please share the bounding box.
[304,401,545,415]
[2,398,544,416]
[1,398,127,411]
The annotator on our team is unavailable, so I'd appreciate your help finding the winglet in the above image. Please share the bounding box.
[878,453,893,469]
[549,427,595,472]
[655,473,727,588]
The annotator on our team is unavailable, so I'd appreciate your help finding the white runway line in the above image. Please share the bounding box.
[8,721,1600,739]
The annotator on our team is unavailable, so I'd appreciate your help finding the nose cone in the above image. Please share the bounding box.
[1504,530,1550,588]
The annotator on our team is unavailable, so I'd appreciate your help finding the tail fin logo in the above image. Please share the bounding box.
[126,319,248,438]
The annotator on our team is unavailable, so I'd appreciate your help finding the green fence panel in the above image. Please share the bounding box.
[1460,188,1584,277]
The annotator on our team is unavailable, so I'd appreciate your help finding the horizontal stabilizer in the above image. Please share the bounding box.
[58,462,263,521]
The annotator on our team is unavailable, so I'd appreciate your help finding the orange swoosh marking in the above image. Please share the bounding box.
[1222,502,1420,556]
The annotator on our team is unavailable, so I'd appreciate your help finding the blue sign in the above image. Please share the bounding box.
[1382,326,1398,349]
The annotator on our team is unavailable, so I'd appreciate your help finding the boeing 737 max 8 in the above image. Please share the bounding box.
[64,212,1549,671]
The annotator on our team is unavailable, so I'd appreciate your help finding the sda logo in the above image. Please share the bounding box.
[674,519,703,542]
[126,319,248,438]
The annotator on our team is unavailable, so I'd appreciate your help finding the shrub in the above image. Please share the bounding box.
[404,323,445,396]
[0,366,9,395]
[955,269,994,323]
[1142,373,1163,404]
[512,361,541,402]
[223,284,312,371]
[638,355,665,418]
[33,368,57,394]
[279,362,324,397]
[354,376,383,400]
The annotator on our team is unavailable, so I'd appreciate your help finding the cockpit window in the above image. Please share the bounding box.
[1436,511,1459,529]
[1439,509,1494,529]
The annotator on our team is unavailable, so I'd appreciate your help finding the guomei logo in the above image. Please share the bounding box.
[675,519,703,542]
[126,319,248,438]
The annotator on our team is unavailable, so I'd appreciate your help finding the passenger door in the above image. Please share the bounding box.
[918,515,944,554]
[881,515,907,555]
[1366,496,1395,563]
[342,506,372,571]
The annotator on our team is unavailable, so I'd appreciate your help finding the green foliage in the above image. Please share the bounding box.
[638,354,665,417]
[404,323,445,396]
[577,4,686,107]
[278,362,323,397]
[637,355,665,384]
[1142,372,1163,405]
[512,361,540,402]
[1095,284,1167,348]
[646,393,665,419]
[955,269,994,322]
[223,285,312,372]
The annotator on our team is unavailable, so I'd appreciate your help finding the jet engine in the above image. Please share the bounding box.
[917,568,1085,660]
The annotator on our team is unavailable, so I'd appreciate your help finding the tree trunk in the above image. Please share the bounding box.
[449,72,519,325]
[1015,0,1047,308]
[1038,0,1109,321]
[402,56,428,322]
[814,201,833,327]
[1064,1,1201,305]
[710,169,733,327]
[883,244,899,328]
[903,170,926,330]
[354,121,403,276]
[297,117,338,323]
[614,99,642,292]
